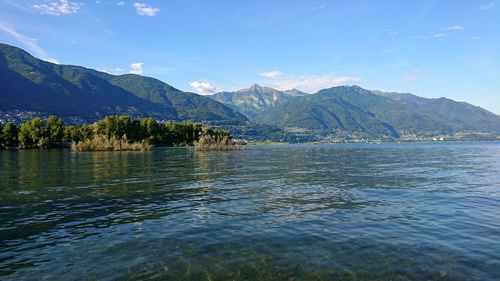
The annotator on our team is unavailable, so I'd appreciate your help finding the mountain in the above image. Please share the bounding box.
[257,86,400,137]
[258,85,500,136]
[284,89,309,96]
[208,84,294,120]
[0,43,247,124]
[372,90,500,133]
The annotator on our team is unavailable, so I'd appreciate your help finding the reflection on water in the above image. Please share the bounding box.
[1,143,500,280]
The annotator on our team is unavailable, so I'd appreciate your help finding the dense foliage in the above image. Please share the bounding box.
[0,116,233,150]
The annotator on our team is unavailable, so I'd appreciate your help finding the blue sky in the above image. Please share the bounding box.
[1,0,499,114]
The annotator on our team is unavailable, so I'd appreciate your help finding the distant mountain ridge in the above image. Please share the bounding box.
[210,82,500,137]
[208,84,295,120]
[0,43,247,124]
[1,43,499,139]
[257,86,500,136]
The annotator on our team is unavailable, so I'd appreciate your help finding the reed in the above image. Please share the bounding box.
[71,134,152,152]
[193,133,242,151]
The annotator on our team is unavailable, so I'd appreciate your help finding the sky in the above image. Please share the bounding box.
[1,0,499,114]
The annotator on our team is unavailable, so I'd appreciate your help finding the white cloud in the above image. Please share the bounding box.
[189,81,217,94]
[267,74,360,93]
[129,62,144,74]
[479,3,495,10]
[309,4,326,11]
[116,1,125,6]
[443,25,464,30]
[431,32,447,38]
[259,70,284,78]
[33,0,82,16]
[100,67,124,74]
[133,2,159,16]
[0,21,59,64]
[404,69,423,81]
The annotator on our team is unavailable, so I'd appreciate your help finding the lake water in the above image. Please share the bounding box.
[1,143,500,280]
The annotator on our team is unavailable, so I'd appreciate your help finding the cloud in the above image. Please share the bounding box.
[479,3,495,10]
[116,1,125,6]
[129,62,144,74]
[33,0,82,15]
[309,4,326,11]
[404,69,423,81]
[260,70,284,78]
[189,81,217,94]
[266,74,360,93]
[383,29,400,36]
[133,2,159,16]
[431,32,447,38]
[443,25,464,30]
[100,67,124,74]
[0,21,59,64]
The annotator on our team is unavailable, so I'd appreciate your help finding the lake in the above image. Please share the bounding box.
[1,143,500,280]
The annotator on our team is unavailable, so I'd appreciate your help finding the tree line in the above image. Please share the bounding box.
[0,116,232,150]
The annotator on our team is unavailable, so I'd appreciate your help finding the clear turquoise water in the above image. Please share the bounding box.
[1,143,500,280]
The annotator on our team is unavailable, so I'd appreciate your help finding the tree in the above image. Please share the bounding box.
[46,116,64,146]
[63,126,81,142]
[140,118,162,144]
[79,124,94,141]
[2,122,19,148]
[18,118,48,149]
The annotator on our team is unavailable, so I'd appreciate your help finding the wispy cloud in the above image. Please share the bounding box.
[431,32,447,38]
[309,4,326,12]
[189,81,217,94]
[479,3,495,10]
[116,1,125,6]
[0,21,59,64]
[129,62,144,74]
[383,29,400,36]
[411,32,447,39]
[443,25,464,30]
[264,73,360,93]
[404,69,423,81]
[100,67,124,74]
[33,0,82,16]
[133,2,159,16]
[393,60,409,68]
[259,70,284,78]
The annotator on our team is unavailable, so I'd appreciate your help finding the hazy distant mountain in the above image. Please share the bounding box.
[284,89,309,96]
[0,43,247,124]
[258,85,500,136]
[208,84,294,120]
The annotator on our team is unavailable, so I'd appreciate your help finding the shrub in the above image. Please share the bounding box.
[71,134,152,152]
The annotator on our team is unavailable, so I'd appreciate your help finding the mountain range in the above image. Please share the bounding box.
[0,43,247,125]
[209,84,500,137]
[1,43,500,140]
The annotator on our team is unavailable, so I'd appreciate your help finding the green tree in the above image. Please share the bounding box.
[80,124,94,141]
[18,118,48,149]
[63,126,81,142]
[2,122,19,148]
[46,116,64,146]
[140,118,162,144]
[94,116,141,141]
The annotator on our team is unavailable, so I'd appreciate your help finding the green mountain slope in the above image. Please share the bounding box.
[258,86,500,136]
[0,43,247,124]
[258,86,400,137]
